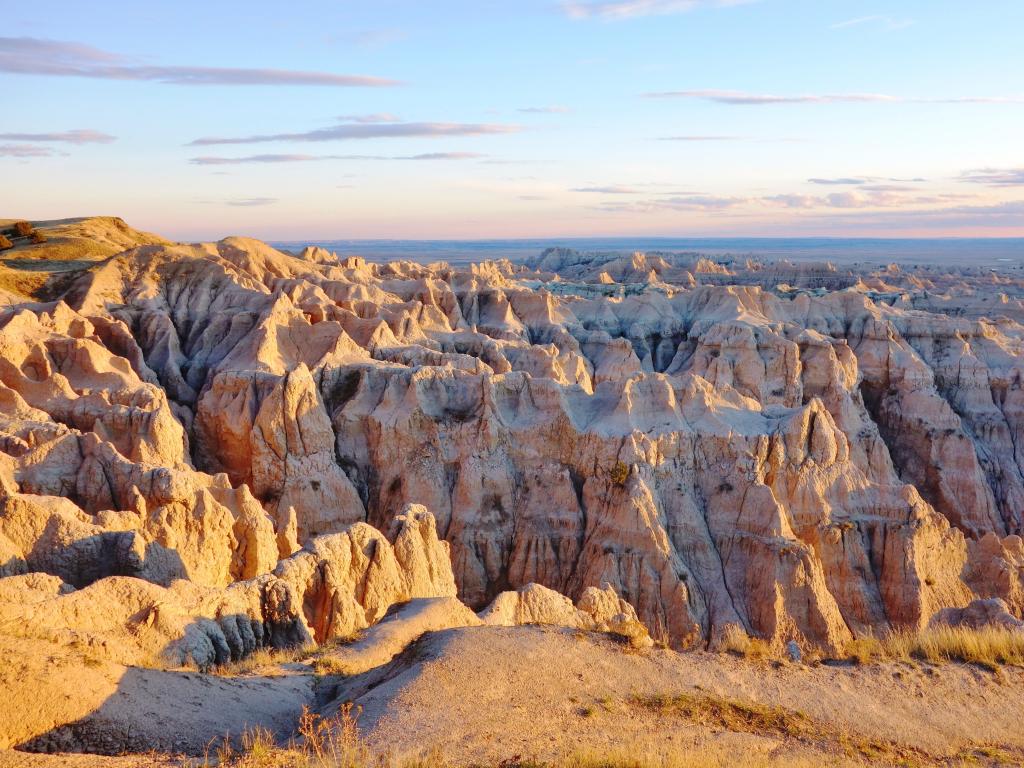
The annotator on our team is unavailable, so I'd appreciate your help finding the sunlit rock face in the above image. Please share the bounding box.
[5,227,1024,652]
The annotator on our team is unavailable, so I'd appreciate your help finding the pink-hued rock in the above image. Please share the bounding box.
[4,222,1024,658]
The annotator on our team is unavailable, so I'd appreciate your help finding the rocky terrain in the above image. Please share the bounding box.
[2,217,1024,765]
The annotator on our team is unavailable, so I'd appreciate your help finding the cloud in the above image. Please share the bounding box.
[804,200,1024,230]
[0,143,56,157]
[0,37,399,87]
[644,89,1024,105]
[336,113,403,123]
[958,168,1024,187]
[808,177,869,185]
[404,152,485,160]
[597,194,748,212]
[831,15,915,31]
[189,151,486,165]
[562,0,754,20]
[517,105,571,114]
[571,185,641,194]
[189,117,520,146]
[0,129,115,144]
[592,185,978,216]
[808,176,928,186]
[657,135,741,141]
[226,198,278,207]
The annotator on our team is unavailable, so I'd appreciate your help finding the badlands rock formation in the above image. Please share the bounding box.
[3,217,1024,682]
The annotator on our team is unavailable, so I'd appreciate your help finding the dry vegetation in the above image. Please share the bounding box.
[203,705,862,768]
[210,644,317,676]
[842,626,1024,670]
[720,622,1024,672]
[204,701,1021,768]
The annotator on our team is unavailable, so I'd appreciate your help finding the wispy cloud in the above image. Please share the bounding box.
[595,194,748,212]
[562,0,755,20]
[0,37,399,87]
[517,105,571,114]
[593,186,977,215]
[0,128,115,144]
[958,168,1024,187]
[808,177,870,185]
[657,135,742,141]
[571,185,641,194]
[336,113,403,123]
[831,15,915,31]
[188,117,520,146]
[189,151,486,165]
[226,197,278,207]
[809,176,927,186]
[644,89,1024,104]
[0,143,57,157]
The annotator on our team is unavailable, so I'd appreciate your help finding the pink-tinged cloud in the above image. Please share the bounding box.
[189,152,486,165]
[572,185,641,194]
[563,0,754,20]
[0,37,399,87]
[959,168,1024,187]
[644,89,1024,105]
[0,129,115,144]
[189,120,520,146]
[0,143,56,157]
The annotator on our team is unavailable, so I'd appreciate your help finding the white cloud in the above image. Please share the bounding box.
[562,0,754,20]
[644,89,1024,105]
[831,15,915,31]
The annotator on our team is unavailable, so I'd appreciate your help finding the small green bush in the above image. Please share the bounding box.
[29,230,46,244]
[610,461,629,486]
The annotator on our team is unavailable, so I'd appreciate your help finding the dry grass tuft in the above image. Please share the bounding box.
[212,644,315,676]
[719,624,776,661]
[557,750,847,768]
[843,625,1024,670]
[634,689,814,739]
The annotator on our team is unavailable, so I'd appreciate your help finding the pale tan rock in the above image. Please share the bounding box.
[481,582,652,647]
[5,224,1024,655]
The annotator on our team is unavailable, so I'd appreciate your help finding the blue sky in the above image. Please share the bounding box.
[2,0,1023,239]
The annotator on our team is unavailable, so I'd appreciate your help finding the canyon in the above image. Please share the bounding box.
[2,217,1024,764]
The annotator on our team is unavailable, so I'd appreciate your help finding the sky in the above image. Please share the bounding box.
[2,0,1023,240]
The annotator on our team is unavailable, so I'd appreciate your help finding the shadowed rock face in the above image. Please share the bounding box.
[4,226,1024,654]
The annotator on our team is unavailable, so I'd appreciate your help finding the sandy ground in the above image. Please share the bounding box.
[4,626,1024,766]
[0,636,312,758]
[328,625,1024,766]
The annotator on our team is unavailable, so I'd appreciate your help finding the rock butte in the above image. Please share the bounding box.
[3,218,1024,698]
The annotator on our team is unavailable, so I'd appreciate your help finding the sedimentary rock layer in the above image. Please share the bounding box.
[4,221,1024,652]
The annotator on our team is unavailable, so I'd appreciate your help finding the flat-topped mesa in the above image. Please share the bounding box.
[4,222,1024,653]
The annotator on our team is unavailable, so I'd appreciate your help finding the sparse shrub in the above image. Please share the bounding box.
[30,230,46,244]
[610,461,629,486]
[720,624,751,656]
[0,234,12,251]
[718,624,775,661]
[844,634,884,665]
[211,644,314,676]
[12,221,33,237]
